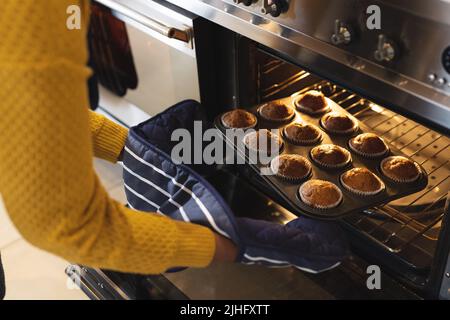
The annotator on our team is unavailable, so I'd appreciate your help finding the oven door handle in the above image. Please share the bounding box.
[95,0,191,43]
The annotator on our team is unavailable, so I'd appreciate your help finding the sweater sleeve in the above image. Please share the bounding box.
[0,0,215,274]
[88,110,128,163]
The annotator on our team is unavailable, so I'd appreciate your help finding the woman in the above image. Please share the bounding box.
[0,0,237,283]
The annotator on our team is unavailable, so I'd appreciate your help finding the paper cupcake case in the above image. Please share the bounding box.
[298,181,343,210]
[348,143,390,158]
[270,155,312,183]
[310,153,352,170]
[309,145,352,170]
[295,104,331,116]
[348,136,390,159]
[320,116,360,136]
[242,130,284,156]
[282,126,323,146]
[294,95,331,116]
[339,173,386,197]
[257,104,296,123]
[380,156,423,183]
[214,94,429,220]
[220,111,258,130]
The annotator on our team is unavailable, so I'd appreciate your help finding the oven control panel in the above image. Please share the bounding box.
[227,0,450,94]
[233,0,288,17]
[233,0,254,6]
[425,46,450,90]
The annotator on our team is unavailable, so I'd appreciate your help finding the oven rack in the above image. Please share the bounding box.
[259,61,449,267]
[304,81,447,255]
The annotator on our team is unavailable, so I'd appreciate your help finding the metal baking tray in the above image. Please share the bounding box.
[214,93,428,220]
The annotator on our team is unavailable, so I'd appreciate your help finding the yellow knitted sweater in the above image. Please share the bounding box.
[0,0,215,274]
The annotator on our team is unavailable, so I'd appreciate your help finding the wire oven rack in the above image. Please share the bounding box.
[257,58,450,271]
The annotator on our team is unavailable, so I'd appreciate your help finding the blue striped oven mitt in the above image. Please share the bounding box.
[122,100,348,273]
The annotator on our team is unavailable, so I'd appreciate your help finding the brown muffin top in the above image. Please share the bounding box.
[283,123,321,143]
[311,144,351,167]
[271,154,311,179]
[299,180,342,208]
[259,101,294,121]
[222,109,257,129]
[243,129,282,155]
[321,112,357,133]
[341,168,384,193]
[381,156,420,182]
[350,133,388,155]
[295,90,328,113]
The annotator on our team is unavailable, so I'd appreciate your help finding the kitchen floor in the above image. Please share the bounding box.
[0,159,126,300]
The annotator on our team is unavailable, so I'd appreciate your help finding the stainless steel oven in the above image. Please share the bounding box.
[91,0,201,126]
[69,0,450,300]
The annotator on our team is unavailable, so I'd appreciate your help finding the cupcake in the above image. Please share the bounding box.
[258,100,295,122]
[340,168,385,196]
[221,109,257,129]
[270,154,312,181]
[349,133,389,158]
[243,129,283,156]
[310,144,352,169]
[283,122,322,145]
[299,179,343,209]
[321,112,359,135]
[294,90,330,115]
[381,156,421,183]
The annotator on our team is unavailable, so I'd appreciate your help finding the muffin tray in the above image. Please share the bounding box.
[214,93,428,220]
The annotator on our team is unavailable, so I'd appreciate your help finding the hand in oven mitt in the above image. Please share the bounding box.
[235,217,349,273]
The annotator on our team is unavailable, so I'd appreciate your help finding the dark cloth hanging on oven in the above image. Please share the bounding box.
[122,100,349,273]
[88,2,138,98]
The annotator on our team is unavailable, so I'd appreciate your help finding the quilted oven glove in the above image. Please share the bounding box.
[122,100,349,273]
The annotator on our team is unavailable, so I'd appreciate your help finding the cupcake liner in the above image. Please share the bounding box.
[340,171,386,196]
[298,181,343,209]
[293,94,331,115]
[320,119,359,135]
[242,130,284,156]
[270,155,312,182]
[310,145,352,169]
[282,125,322,146]
[320,113,359,135]
[348,140,389,158]
[380,157,422,183]
[294,100,330,115]
[221,112,257,130]
[257,104,295,123]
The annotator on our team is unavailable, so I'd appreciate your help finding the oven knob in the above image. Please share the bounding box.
[436,77,446,86]
[261,0,287,17]
[233,0,254,6]
[427,73,437,82]
[374,34,396,62]
[331,20,352,45]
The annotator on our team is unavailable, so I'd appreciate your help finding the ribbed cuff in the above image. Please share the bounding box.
[94,117,129,163]
[172,222,216,268]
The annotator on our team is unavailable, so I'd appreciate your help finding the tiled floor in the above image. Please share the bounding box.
[0,159,126,300]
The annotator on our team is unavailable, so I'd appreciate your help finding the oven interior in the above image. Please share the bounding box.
[220,38,450,294]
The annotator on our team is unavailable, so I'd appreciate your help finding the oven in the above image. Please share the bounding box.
[68,0,450,299]
[90,0,201,126]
